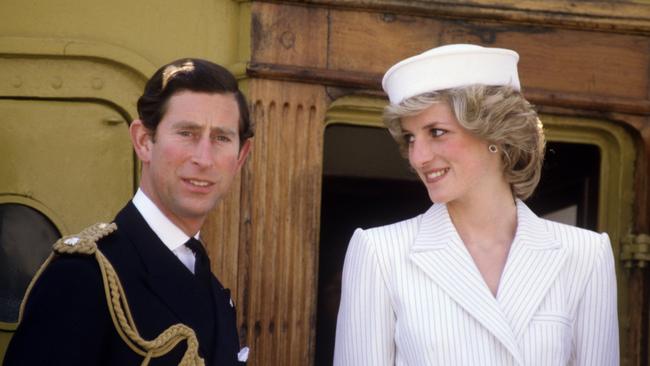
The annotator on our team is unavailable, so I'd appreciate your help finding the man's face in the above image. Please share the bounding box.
[133,91,250,234]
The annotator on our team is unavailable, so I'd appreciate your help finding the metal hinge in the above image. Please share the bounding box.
[621,234,650,268]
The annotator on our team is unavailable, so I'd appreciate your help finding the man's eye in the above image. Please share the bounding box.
[213,135,232,143]
[178,131,193,137]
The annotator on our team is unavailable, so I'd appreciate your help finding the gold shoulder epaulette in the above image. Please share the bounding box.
[52,222,117,255]
[27,221,204,366]
[18,223,205,366]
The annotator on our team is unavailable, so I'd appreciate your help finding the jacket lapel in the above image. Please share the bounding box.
[210,277,240,365]
[496,200,568,339]
[114,203,214,357]
[409,204,524,365]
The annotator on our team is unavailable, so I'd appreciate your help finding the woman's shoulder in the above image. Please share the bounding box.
[541,218,608,250]
[345,213,427,280]
[519,200,608,255]
[359,211,426,242]
[537,218,617,314]
[349,211,428,261]
[539,218,612,276]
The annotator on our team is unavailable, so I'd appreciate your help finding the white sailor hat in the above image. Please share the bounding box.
[382,44,521,105]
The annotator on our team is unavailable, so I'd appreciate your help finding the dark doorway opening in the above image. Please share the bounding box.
[314,124,600,365]
[0,203,60,323]
[529,142,600,230]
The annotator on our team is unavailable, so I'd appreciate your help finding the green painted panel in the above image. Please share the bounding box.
[0,0,243,67]
[0,99,134,359]
[0,99,134,234]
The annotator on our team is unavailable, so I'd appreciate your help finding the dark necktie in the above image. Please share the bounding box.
[184,238,218,363]
[185,237,211,281]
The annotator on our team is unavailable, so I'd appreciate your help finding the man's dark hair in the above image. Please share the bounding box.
[137,58,254,145]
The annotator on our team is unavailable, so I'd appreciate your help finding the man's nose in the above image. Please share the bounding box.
[191,135,213,167]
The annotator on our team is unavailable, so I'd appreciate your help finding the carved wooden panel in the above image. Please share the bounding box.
[202,173,243,296]
[281,0,650,34]
[238,79,328,366]
[327,10,442,73]
[251,2,650,114]
[252,2,328,68]
[327,8,650,100]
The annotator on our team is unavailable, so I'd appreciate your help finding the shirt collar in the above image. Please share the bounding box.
[132,188,200,252]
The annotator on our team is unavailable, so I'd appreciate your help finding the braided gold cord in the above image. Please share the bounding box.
[17,254,54,325]
[18,222,205,366]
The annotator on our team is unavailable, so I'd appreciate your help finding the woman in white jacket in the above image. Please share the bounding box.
[334,44,619,366]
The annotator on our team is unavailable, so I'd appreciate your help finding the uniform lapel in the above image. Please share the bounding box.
[409,204,524,365]
[209,276,240,365]
[496,200,568,339]
[115,203,214,358]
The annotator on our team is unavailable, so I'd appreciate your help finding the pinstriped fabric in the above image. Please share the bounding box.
[334,200,619,366]
[334,224,397,365]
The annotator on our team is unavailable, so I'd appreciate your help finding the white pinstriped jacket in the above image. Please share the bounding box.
[334,200,619,366]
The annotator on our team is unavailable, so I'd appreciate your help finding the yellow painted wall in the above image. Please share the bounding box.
[0,0,250,359]
[0,0,247,68]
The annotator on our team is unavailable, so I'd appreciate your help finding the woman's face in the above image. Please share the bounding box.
[401,102,504,205]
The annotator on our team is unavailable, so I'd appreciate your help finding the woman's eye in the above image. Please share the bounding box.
[403,134,414,144]
[431,128,446,137]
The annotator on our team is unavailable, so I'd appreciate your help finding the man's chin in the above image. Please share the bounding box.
[181,199,221,217]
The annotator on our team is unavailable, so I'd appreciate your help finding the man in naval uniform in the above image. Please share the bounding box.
[3,58,252,365]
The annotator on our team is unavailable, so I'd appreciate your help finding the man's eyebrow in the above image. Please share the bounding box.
[171,120,201,129]
[171,120,238,136]
[210,126,237,136]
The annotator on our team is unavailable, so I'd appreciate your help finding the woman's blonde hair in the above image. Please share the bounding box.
[383,85,545,200]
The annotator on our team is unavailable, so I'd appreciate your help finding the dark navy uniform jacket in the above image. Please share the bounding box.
[3,202,244,365]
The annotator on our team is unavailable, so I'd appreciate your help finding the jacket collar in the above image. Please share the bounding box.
[113,202,216,360]
[409,199,567,365]
[411,199,559,252]
[132,188,198,253]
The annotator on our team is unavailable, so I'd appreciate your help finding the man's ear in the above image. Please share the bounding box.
[236,139,252,169]
[130,120,154,163]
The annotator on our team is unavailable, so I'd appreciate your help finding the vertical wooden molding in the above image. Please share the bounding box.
[202,173,243,297]
[239,78,327,366]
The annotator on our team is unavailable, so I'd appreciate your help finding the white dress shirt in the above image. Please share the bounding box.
[132,189,200,273]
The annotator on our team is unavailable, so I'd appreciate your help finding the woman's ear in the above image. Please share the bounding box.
[129,120,154,163]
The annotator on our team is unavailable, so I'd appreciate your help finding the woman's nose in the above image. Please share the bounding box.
[409,138,434,168]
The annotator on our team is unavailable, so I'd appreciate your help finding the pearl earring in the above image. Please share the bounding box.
[488,144,498,153]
